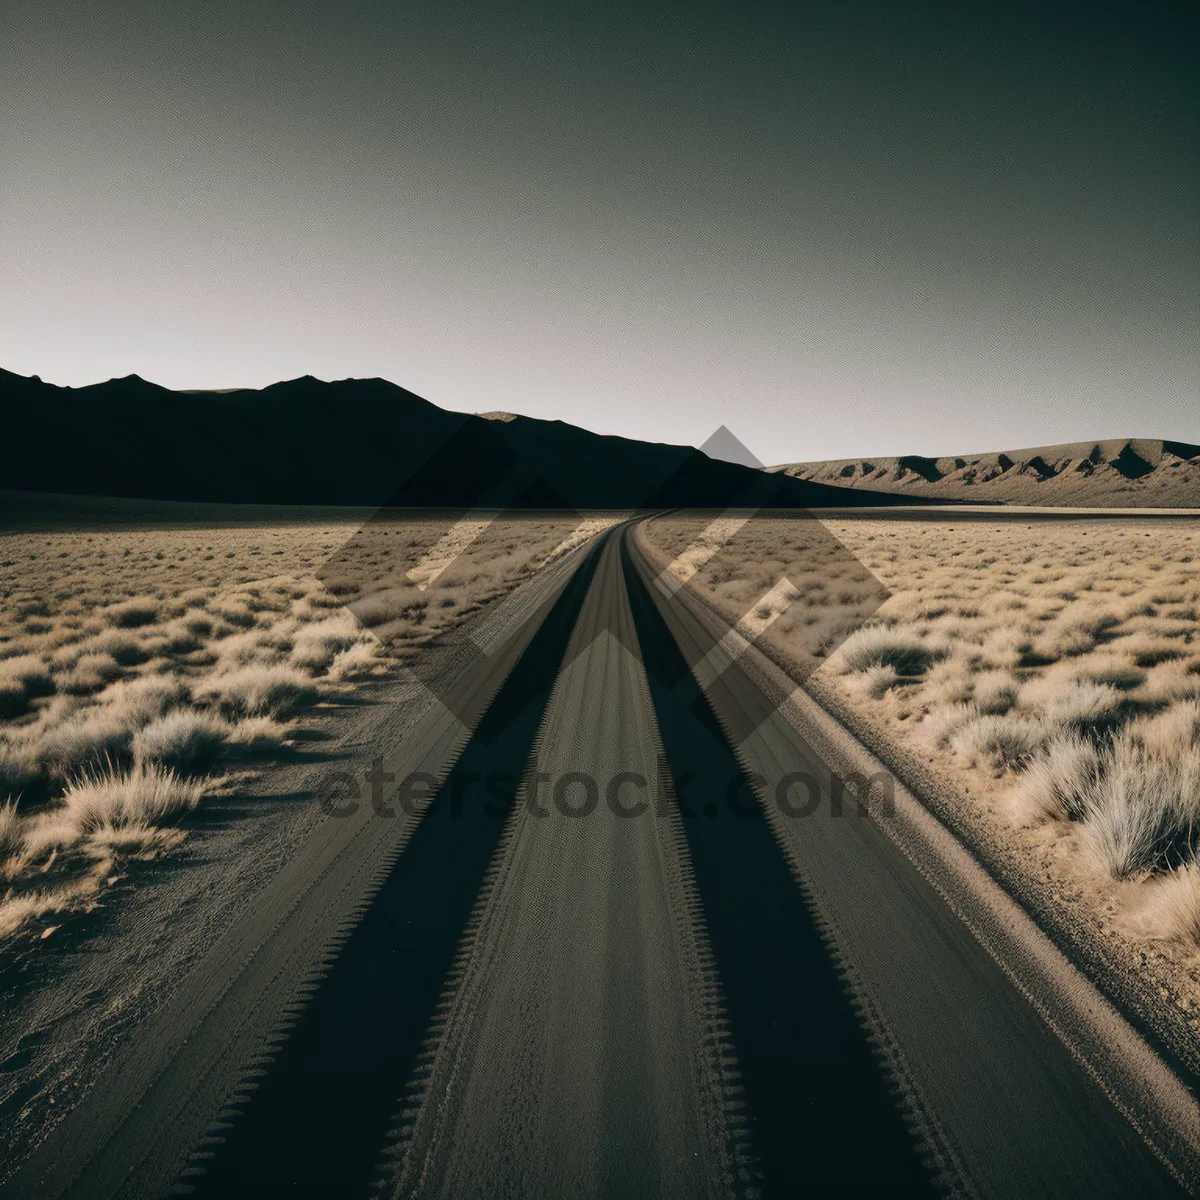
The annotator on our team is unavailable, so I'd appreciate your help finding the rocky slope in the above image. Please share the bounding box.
[770,438,1200,507]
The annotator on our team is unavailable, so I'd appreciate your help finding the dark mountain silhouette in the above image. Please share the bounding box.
[1,368,917,509]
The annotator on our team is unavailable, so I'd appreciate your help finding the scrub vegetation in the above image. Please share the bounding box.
[0,513,612,937]
[641,514,1200,963]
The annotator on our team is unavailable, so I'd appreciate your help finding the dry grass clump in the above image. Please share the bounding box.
[290,613,371,673]
[100,674,191,725]
[0,799,22,860]
[980,628,1027,671]
[949,712,1045,767]
[1008,734,1100,823]
[0,677,23,721]
[1028,606,1119,661]
[133,710,231,773]
[214,627,288,669]
[56,652,122,695]
[1076,739,1200,878]
[1131,701,1200,757]
[0,891,68,938]
[349,586,431,630]
[35,707,136,780]
[1017,676,1123,727]
[208,596,257,628]
[916,702,980,748]
[86,628,155,666]
[837,626,950,676]
[327,641,379,681]
[0,655,55,718]
[972,672,1018,715]
[1073,652,1146,691]
[921,656,975,706]
[1137,659,1200,705]
[197,665,319,717]
[1130,864,1200,946]
[58,762,206,836]
[1045,682,1123,727]
[857,664,901,699]
[224,715,291,750]
[102,598,162,628]
[9,762,204,888]
[0,741,40,801]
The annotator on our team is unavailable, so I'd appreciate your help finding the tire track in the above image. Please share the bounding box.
[182,530,609,1198]
[381,533,744,1199]
[621,529,937,1197]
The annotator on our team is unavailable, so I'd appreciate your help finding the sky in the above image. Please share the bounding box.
[2,0,1196,465]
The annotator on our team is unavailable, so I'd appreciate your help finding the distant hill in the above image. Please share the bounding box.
[0,369,911,510]
[770,439,1200,508]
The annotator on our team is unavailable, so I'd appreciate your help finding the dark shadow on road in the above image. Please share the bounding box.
[622,531,935,1198]
[184,532,609,1198]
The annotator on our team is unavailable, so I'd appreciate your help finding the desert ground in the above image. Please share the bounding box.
[0,505,1195,1195]
[639,509,1200,1028]
[0,506,616,939]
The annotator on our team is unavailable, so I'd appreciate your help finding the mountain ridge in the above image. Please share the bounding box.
[770,438,1200,508]
[0,369,910,510]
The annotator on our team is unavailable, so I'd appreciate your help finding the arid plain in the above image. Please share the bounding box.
[2,495,1199,1195]
[5,504,1200,1022]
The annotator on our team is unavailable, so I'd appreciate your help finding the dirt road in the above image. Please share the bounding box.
[2,521,1194,1197]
